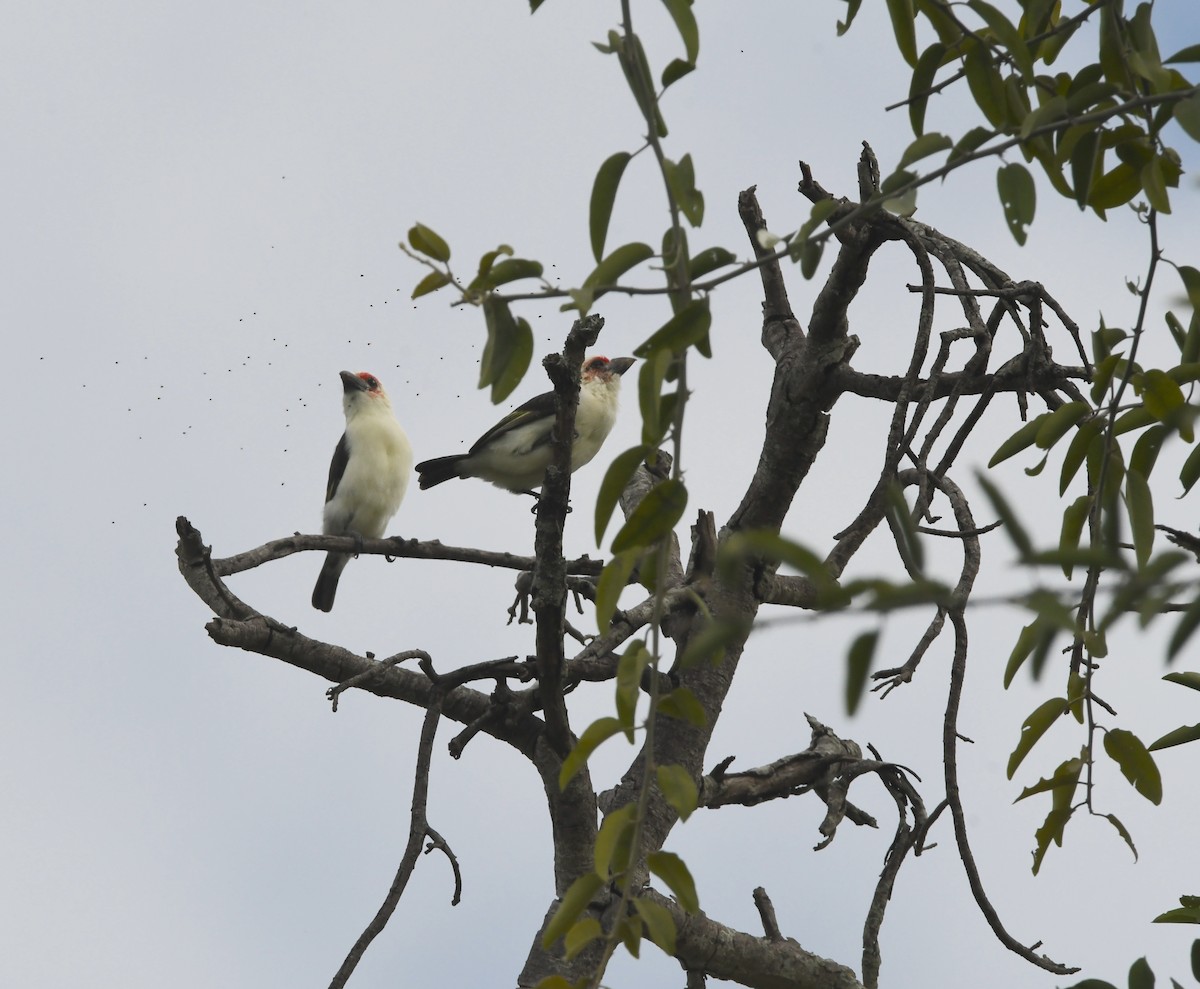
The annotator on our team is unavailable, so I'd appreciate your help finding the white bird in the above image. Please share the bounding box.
[312,370,413,612]
[415,355,635,494]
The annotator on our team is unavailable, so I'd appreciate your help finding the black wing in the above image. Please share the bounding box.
[467,388,557,455]
[324,432,351,503]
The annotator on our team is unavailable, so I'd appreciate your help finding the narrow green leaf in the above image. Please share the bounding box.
[1168,596,1200,661]
[1148,723,1200,752]
[662,57,695,88]
[1060,981,1118,989]
[1103,813,1138,863]
[1164,672,1200,692]
[949,125,994,164]
[688,246,736,279]
[885,481,924,573]
[617,913,641,958]
[1058,496,1091,579]
[660,0,699,63]
[611,479,688,553]
[582,242,655,292]
[634,298,712,358]
[595,445,652,545]
[1152,902,1200,925]
[909,42,947,135]
[657,686,707,727]
[479,298,534,403]
[677,617,747,670]
[1126,468,1155,569]
[970,0,1033,80]
[411,270,450,300]
[990,415,1047,467]
[1089,162,1141,212]
[616,640,651,732]
[559,717,626,790]
[633,898,677,955]
[964,41,1005,126]
[657,764,699,821]
[589,153,632,263]
[479,258,545,289]
[846,630,878,716]
[997,162,1036,245]
[1177,266,1200,321]
[1070,129,1101,210]
[564,917,602,961]
[897,132,952,169]
[977,472,1033,556]
[1180,443,1200,496]
[885,0,918,67]
[1165,44,1200,64]
[594,803,637,877]
[1130,424,1167,478]
[1032,806,1074,873]
[596,549,639,629]
[1141,369,1187,426]
[541,872,604,948]
[1016,755,1082,802]
[647,851,699,913]
[408,222,450,262]
[1036,401,1090,449]
[1104,728,1163,804]
[1007,697,1070,778]
[663,154,705,227]
[1061,420,1101,495]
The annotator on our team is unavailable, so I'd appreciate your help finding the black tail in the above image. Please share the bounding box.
[415,455,466,490]
[312,552,349,612]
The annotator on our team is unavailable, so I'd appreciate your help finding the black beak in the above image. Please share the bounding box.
[339,370,369,393]
[610,357,636,376]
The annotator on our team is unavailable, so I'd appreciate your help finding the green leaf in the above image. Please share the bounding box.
[1175,92,1200,143]
[1126,468,1155,569]
[677,617,747,670]
[564,917,602,960]
[477,258,545,289]
[885,481,924,573]
[657,764,699,821]
[1168,596,1200,661]
[633,897,677,955]
[582,242,655,292]
[1142,157,1171,213]
[1182,443,1200,496]
[595,550,638,630]
[997,162,1036,245]
[594,803,637,877]
[1007,697,1070,778]
[541,872,604,948]
[885,0,918,67]
[990,415,1047,467]
[969,0,1032,80]
[595,445,653,545]
[634,298,712,358]
[688,246,736,280]
[1148,723,1200,752]
[897,132,952,169]
[611,479,688,553]
[479,298,534,403]
[663,154,704,227]
[661,57,695,88]
[1129,424,1167,478]
[660,0,699,63]
[949,126,994,164]
[411,270,450,300]
[1061,420,1101,495]
[1103,813,1138,863]
[1104,728,1163,805]
[909,43,947,135]
[1058,496,1091,578]
[845,630,878,716]
[1070,129,1102,210]
[1016,754,1082,802]
[1165,44,1200,64]
[1140,369,1187,426]
[657,686,707,727]
[1060,982,1118,989]
[559,717,625,790]
[407,222,450,262]
[977,472,1033,556]
[647,851,699,913]
[964,40,1005,126]
[589,153,632,263]
[1089,162,1141,212]
[1152,902,1200,925]
[616,640,651,732]
[1128,957,1155,989]
[1036,401,1090,449]
[1164,672,1200,692]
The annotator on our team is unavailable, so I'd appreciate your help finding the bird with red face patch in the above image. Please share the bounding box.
[415,355,635,495]
[312,370,413,612]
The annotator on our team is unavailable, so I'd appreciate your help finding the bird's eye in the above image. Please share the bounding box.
[365,376,378,389]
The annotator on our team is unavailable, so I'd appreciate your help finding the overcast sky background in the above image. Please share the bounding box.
[4,2,1200,987]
